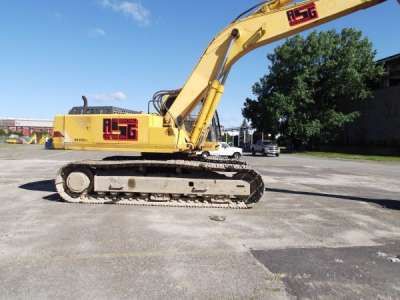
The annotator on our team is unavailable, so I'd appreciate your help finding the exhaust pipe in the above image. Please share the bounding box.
[82,96,88,114]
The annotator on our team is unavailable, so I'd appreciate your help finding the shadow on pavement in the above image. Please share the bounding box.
[266,188,400,210]
[19,180,62,202]
[19,180,55,192]
[43,193,62,202]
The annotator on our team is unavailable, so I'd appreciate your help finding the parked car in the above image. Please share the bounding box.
[198,142,242,159]
[250,140,280,157]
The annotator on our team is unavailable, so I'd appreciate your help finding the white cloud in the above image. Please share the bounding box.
[90,91,128,102]
[88,27,106,38]
[100,0,150,26]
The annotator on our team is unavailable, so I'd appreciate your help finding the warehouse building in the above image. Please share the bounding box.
[0,118,53,136]
[379,53,400,88]
[345,53,400,148]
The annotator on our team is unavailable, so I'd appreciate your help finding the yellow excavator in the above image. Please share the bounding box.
[52,0,391,208]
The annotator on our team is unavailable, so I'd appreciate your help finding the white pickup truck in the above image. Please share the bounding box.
[250,140,280,157]
[198,142,242,159]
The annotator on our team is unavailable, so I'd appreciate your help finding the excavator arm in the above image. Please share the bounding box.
[164,0,387,148]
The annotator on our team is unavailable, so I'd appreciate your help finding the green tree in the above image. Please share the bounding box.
[243,29,384,149]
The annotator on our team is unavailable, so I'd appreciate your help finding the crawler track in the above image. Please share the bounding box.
[55,157,264,209]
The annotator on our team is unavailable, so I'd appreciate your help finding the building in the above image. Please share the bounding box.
[379,53,400,88]
[222,120,257,149]
[0,118,53,136]
[345,53,400,148]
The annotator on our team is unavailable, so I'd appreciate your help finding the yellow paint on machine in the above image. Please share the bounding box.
[52,114,194,153]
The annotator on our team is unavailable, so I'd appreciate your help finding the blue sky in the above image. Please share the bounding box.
[0,0,398,127]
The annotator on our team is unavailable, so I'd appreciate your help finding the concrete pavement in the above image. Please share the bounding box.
[0,145,399,299]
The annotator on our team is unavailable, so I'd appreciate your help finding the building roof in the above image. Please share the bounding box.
[377,53,400,64]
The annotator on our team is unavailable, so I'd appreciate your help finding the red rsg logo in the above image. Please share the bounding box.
[103,118,138,141]
[287,2,318,26]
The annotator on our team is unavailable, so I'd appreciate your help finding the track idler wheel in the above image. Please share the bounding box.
[61,166,94,199]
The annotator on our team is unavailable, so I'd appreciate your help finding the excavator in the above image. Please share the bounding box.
[52,0,392,208]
